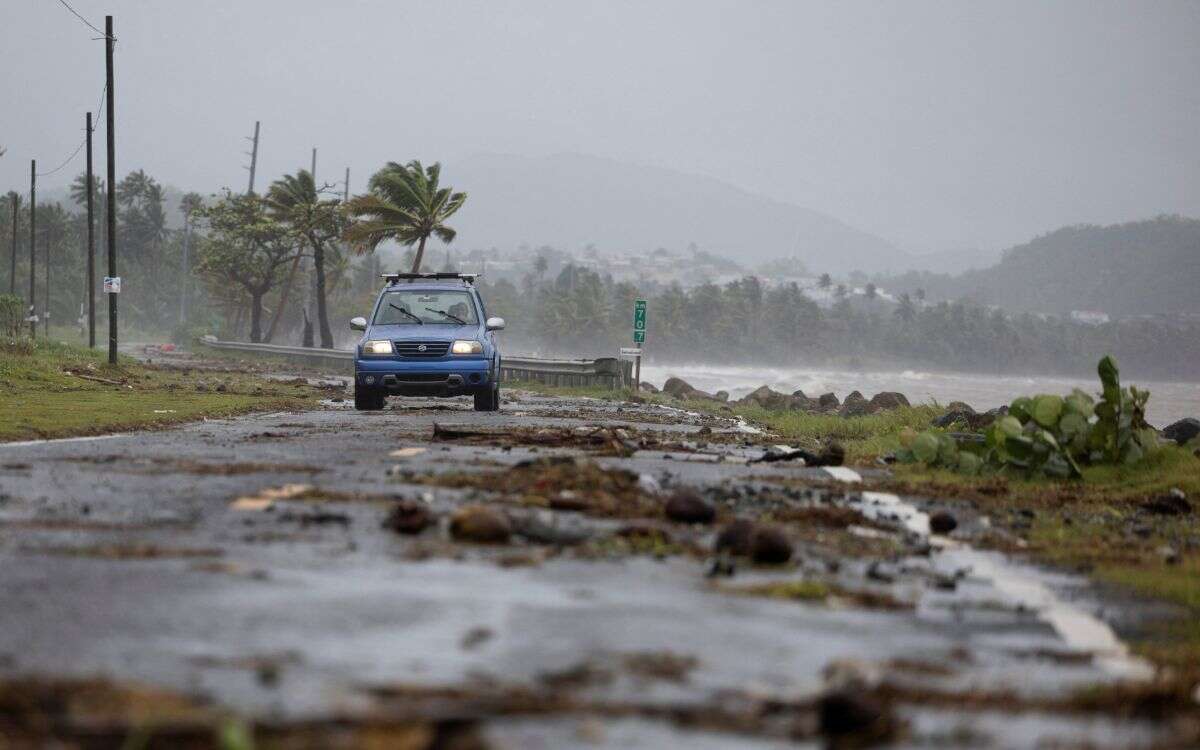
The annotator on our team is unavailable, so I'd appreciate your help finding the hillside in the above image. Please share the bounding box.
[886,216,1200,317]
[444,153,911,274]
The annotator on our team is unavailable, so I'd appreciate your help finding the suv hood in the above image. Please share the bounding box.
[367,323,479,340]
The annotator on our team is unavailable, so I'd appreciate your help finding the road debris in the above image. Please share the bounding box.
[230,483,313,511]
[382,498,435,534]
[450,504,513,543]
[663,488,716,524]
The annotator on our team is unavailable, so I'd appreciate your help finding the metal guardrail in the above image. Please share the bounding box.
[198,336,634,389]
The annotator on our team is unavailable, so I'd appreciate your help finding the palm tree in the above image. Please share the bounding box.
[4,192,21,295]
[179,193,204,325]
[266,170,345,347]
[116,169,152,208]
[818,273,832,290]
[344,160,466,274]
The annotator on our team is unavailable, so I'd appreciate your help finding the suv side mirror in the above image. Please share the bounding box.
[350,316,367,331]
[486,317,506,331]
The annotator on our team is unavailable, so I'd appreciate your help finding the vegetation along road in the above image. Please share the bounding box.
[0,344,1197,748]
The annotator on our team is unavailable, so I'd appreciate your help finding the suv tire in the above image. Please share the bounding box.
[473,383,500,412]
[354,383,385,411]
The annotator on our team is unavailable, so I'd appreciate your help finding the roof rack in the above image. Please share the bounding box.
[380,272,479,285]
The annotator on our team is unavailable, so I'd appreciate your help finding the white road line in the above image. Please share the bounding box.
[822,466,862,483]
[0,433,128,449]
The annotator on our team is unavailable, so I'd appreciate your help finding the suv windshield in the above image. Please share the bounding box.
[372,290,479,326]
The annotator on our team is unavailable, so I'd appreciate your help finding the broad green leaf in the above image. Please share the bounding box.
[1032,395,1063,428]
[912,432,940,463]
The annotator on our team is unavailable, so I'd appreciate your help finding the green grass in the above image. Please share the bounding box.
[737,403,944,463]
[0,339,323,442]
[510,379,1200,671]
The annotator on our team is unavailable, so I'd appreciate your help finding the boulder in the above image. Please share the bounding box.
[817,393,840,411]
[639,381,660,394]
[1162,418,1200,446]
[382,499,433,535]
[839,391,869,417]
[664,489,716,524]
[740,385,810,412]
[449,505,512,544]
[866,391,910,413]
[714,519,756,557]
[662,377,695,398]
[929,511,958,535]
[790,389,815,410]
[750,525,793,564]
[740,385,790,410]
[1142,488,1191,516]
[662,377,720,402]
[714,390,730,402]
[818,690,895,741]
[932,408,993,430]
[945,401,976,415]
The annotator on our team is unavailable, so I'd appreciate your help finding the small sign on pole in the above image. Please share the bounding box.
[619,347,643,357]
[103,276,121,294]
[631,300,647,391]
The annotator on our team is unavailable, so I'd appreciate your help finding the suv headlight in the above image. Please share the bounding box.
[451,340,483,355]
[362,340,394,355]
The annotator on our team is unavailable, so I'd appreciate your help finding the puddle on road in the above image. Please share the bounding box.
[826,467,1154,682]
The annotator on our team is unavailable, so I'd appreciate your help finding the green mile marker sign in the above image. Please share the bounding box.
[633,299,647,344]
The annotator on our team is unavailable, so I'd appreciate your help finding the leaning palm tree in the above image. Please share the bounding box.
[344,160,466,274]
[266,170,344,347]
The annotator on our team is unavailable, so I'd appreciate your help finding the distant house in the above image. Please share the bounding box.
[1070,310,1110,325]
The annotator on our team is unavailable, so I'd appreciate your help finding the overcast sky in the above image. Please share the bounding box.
[2,0,1198,255]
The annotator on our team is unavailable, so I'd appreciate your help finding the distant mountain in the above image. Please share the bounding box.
[904,245,1004,275]
[444,153,911,274]
[885,216,1200,317]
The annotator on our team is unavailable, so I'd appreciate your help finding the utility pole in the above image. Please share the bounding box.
[29,160,36,339]
[86,111,95,348]
[105,15,117,364]
[8,193,16,296]
[44,217,51,337]
[180,207,191,326]
[303,147,317,346]
[343,167,349,202]
[245,121,260,194]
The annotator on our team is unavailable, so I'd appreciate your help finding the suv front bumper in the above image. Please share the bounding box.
[355,358,492,396]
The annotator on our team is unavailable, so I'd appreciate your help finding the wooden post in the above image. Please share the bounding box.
[29,160,35,339]
[43,218,50,337]
[246,121,260,195]
[105,15,118,364]
[9,193,16,296]
[86,111,95,348]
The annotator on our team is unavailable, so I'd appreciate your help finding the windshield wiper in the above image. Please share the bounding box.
[424,307,467,325]
[389,303,423,324]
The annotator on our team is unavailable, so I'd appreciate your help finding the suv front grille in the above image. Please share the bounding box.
[394,340,450,357]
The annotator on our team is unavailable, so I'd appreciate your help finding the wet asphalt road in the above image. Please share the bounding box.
[0,391,1175,747]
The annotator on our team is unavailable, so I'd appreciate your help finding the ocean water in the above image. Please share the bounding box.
[638,363,1199,426]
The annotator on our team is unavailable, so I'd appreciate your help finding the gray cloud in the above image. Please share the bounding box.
[2,0,1198,256]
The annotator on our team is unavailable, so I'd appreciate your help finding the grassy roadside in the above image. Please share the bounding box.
[511,378,1200,678]
[0,340,327,442]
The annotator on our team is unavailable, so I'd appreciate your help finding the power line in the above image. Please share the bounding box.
[54,0,113,41]
[34,139,86,178]
[34,83,107,178]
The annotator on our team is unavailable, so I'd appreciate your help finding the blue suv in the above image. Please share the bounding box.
[350,273,504,412]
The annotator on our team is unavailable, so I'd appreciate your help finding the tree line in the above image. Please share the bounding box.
[0,159,466,347]
[5,165,1196,380]
[475,265,1200,380]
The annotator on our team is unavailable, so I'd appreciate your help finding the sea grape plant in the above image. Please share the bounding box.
[896,356,1158,479]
